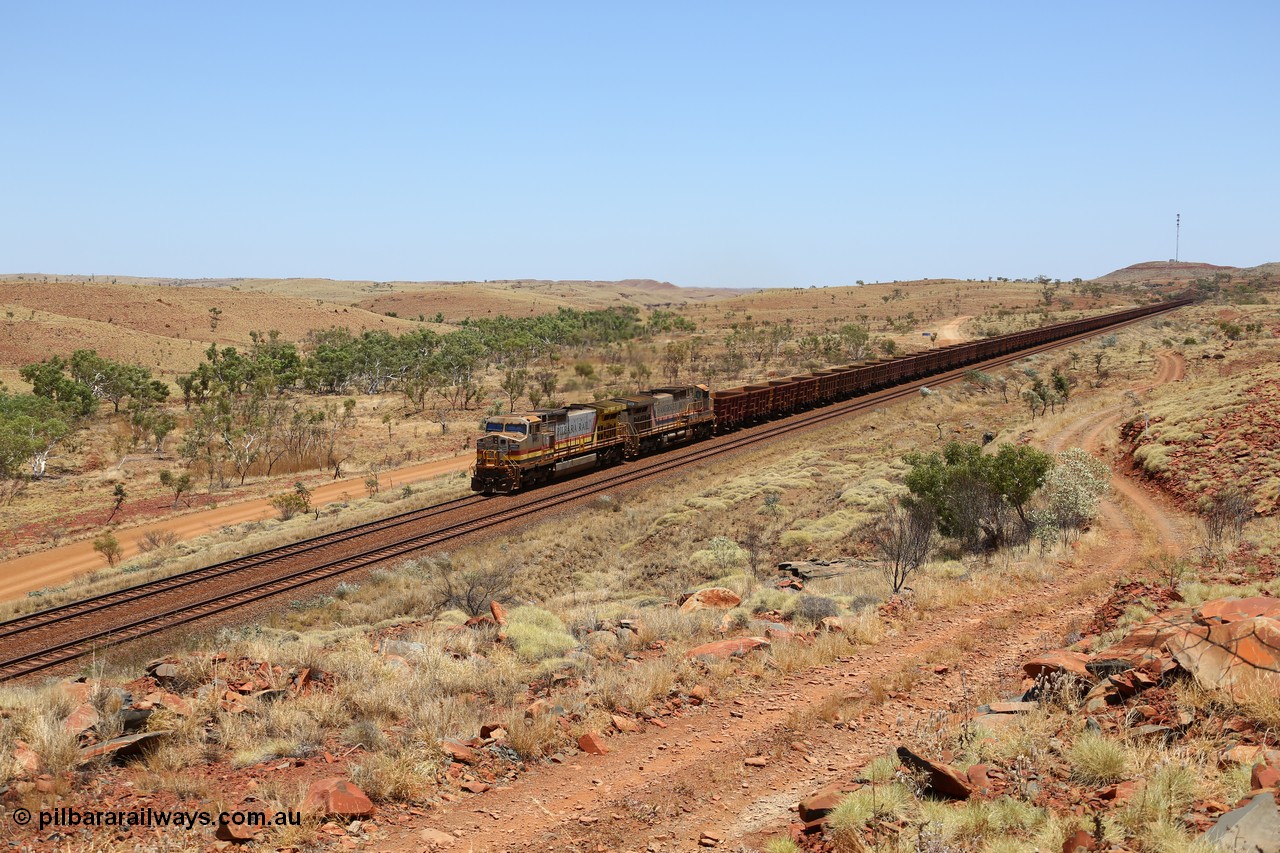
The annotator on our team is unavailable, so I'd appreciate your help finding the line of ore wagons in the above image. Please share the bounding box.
[710,298,1189,429]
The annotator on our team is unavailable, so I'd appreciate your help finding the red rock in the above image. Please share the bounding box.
[460,780,490,794]
[489,600,508,626]
[1100,780,1142,802]
[685,637,771,661]
[798,786,847,823]
[1223,746,1280,766]
[680,587,742,613]
[64,703,99,736]
[215,818,259,842]
[1252,763,1280,790]
[611,715,641,734]
[439,739,480,764]
[77,730,169,764]
[1023,650,1092,681]
[577,732,609,755]
[987,701,1038,714]
[479,722,505,739]
[1167,617,1280,701]
[745,756,767,767]
[464,615,496,629]
[303,778,375,817]
[1092,610,1199,671]
[1061,828,1098,852]
[1197,596,1280,624]
[419,828,455,849]
[158,692,192,715]
[152,663,180,680]
[966,763,991,795]
[12,739,39,776]
[765,626,811,643]
[896,747,971,799]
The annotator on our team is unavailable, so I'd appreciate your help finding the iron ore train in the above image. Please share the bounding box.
[470,298,1191,494]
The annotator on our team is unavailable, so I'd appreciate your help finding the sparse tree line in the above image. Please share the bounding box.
[0,306,701,503]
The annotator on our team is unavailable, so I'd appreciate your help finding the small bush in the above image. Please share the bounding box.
[763,839,801,853]
[784,594,840,625]
[92,533,122,567]
[137,529,180,553]
[349,746,437,802]
[506,607,577,662]
[828,784,912,842]
[1068,731,1128,784]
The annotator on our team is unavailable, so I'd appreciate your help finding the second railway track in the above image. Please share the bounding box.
[0,303,1188,681]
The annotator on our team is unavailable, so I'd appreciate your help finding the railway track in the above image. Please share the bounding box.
[0,303,1187,681]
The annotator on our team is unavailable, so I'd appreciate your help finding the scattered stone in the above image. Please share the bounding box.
[966,763,991,796]
[215,819,258,843]
[745,756,767,768]
[897,747,972,799]
[490,600,508,626]
[378,639,425,656]
[460,780,490,794]
[419,828,455,849]
[983,701,1038,714]
[698,830,724,847]
[11,739,38,777]
[1254,764,1280,791]
[1224,746,1280,767]
[479,722,506,739]
[1203,791,1280,850]
[611,715,641,734]
[77,731,170,764]
[303,778,375,818]
[680,588,742,613]
[251,688,289,704]
[152,663,180,681]
[63,703,100,737]
[578,732,609,755]
[798,785,847,823]
[1023,650,1093,681]
[684,637,770,661]
[439,740,480,764]
[1061,828,1098,852]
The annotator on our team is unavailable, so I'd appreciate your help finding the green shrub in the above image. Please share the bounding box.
[506,607,577,662]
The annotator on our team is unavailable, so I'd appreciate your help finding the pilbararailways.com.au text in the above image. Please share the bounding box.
[32,807,302,831]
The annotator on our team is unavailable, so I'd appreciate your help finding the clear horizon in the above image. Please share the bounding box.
[3,3,1276,288]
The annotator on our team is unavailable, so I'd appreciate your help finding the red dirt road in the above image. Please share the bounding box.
[375,355,1193,851]
[0,456,471,603]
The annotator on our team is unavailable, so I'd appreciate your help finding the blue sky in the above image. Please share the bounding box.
[3,2,1276,287]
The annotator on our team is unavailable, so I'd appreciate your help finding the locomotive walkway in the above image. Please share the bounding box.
[0,302,1189,681]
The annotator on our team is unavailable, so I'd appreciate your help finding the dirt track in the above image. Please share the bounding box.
[0,456,471,602]
[379,354,1193,852]
[934,315,973,346]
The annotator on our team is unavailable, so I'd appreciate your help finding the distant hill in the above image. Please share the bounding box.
[0,274,753,386]
[1095,260,1278,284]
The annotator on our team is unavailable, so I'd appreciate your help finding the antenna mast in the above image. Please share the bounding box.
[1175,213,1180,262]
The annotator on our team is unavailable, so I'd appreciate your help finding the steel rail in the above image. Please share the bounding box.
[0,301,1187,680]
